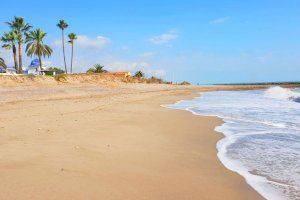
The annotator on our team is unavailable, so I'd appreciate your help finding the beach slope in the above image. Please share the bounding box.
[0,84,264,200]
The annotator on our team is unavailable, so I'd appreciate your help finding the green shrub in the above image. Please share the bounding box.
[146,76,164,84]
[54,74,67,82]
[134,71,144,78]
[46,67,65,75]
[179,81,191,85]
[86,64,107,73]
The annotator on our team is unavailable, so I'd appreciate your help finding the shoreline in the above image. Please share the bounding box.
[164,92,274,200]
[167,86,300,200]
[0,84,266,199]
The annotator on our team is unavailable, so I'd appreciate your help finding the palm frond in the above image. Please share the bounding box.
[2,44,12,50]
[25,29,53,58]
[0,57,6,69]
[6,17,32,44]
[57,20,69,30]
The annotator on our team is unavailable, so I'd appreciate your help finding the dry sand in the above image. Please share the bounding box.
[0,78,267,200]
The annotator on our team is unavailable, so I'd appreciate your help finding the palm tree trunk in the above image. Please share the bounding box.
[70,43,74,74]
[18,42,23,74]
[12,44,18,72]
[62,30,67,74]
[38,56,43,73]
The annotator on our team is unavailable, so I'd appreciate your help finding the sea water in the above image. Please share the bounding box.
[165,86,300,200]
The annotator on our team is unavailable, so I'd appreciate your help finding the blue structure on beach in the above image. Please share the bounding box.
[23,59,40,74]
[29,59,40,68]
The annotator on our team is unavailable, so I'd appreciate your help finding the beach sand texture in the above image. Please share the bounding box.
[0,80,265,200]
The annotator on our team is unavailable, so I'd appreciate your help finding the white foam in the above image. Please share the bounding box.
[163,87,300,200]
[216,124,287,200]
[264,86,300,102]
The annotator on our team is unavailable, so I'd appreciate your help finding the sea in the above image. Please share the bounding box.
[165,86,300,200]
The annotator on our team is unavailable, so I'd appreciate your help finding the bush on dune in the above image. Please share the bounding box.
[179,81,191,85]
[54,74,67,82]
[134,70,144,78]
[123,70,171,84]
[146,76,164,84]
[46,67,65,75]
[87,64,108,74]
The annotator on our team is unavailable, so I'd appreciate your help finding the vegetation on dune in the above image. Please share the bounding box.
[134,70,144,78]
[1,31,19,71]
[87,64,108,73]
[54,74,67,82]
[25,29,53,71]
[146,76,165,84]
[47,67,65,74]
[123,70,171,84]
[57,20,69,74]
[6,16,32,73]
[68,33,77,74]
[179,81,191,85]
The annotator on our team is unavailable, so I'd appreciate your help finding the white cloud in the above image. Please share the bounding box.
[54,35,111,49]
[210,17,230,24]
[149,30,178,45]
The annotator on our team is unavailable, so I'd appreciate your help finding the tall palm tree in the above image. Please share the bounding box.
[1,31,19,71]
[6,16,32,73]
[25,29,53,71]
[68,33,77,74]
[57,20,69,74]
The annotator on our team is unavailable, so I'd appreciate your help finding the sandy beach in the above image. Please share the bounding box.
[1,3,299,198]
[0,78,267,200]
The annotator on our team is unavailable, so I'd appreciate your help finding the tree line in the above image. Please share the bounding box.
[0,17,77,74]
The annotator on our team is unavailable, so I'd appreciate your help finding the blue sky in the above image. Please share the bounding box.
[0,0,300,84]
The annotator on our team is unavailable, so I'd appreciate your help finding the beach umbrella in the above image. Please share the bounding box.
[29,59,40,68]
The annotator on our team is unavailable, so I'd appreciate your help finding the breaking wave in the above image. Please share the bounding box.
[264,86,300,103]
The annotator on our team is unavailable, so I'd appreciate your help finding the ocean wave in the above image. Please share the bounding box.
[264,86,300,103]
[164,87,300,200]
[187,107,300,132]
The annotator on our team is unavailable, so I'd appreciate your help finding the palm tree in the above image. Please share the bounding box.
[134,70,144,78]
[0,57,6,69]
[57,20,69,74]
[6,16,32,73]
[25,29,53,71]
[87,64,107,73]
[68,33,77,74]
[1,31,19,72]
